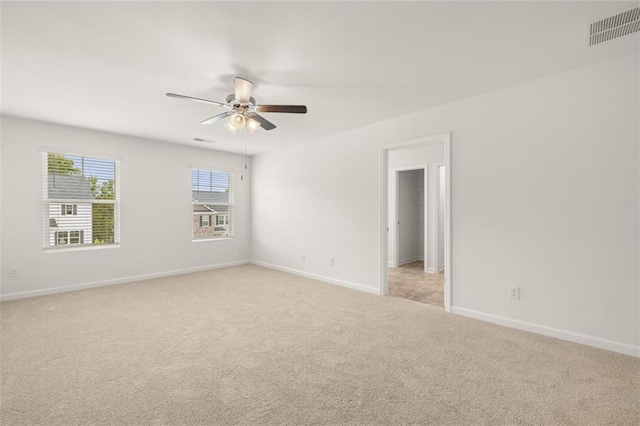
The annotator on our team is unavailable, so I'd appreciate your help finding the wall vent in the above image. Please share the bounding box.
[588,6,640,46]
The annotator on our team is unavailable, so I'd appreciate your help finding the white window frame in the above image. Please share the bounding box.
[43,152,121,250]
[201,215,211,227]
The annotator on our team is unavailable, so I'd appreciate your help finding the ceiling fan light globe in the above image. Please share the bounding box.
[230,114,246,130]
[247,118,260,134]
[224,120,238,134]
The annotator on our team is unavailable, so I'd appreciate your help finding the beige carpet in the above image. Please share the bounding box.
[1,265,638,425]
[388,261,444,307]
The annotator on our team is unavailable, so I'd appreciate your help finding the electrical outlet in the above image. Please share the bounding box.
[329,257,335,266]
[8,268,18,278]
[301,254,306,262]
[508,286,520,300]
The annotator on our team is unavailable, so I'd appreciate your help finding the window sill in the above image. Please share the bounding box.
[44,243,121,253]
[192,237,234,243]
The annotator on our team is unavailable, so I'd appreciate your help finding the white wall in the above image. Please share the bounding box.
[1,116,251,299]
[251,54,639,356]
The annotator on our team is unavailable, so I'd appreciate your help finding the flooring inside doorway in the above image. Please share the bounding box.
[388,261,444,308]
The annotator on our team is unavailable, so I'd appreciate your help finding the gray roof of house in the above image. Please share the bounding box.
[192,190,228,204]
[193,204,229,214]
[48,174,94,199]
[192,191,229,214]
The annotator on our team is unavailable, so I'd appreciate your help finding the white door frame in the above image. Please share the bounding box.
[380,133,452,312]
[433,163,445,274]
[392,165,428,270]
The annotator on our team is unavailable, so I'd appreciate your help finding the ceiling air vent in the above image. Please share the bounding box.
[193,138,217,144]
[588,6,640,46]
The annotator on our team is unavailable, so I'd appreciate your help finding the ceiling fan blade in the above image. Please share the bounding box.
[234,77,253,103]
[166,92,227,107]
[247,113,276,131]
[256,105,307,114]
[200,111,234,125]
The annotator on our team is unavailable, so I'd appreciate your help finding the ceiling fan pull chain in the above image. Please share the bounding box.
[240,126,247,181]
[240,128,244,181]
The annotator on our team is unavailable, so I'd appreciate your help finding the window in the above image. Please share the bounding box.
[62,204,77,215]
[216,215,229,226]
[43,152,120,249]
[192,168,232,240]
[55,230,84,246]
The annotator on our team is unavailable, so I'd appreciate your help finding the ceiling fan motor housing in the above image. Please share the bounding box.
[226,94,256,107]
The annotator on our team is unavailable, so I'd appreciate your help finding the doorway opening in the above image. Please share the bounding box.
[380,134,451,311]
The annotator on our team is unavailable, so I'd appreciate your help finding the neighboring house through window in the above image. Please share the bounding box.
[43,152,120,249]
[192,168,232,240]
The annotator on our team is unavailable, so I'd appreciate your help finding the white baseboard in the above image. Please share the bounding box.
[426,267,436,273]
[0,260,251,302]
[451,306,639,358]
[399,256,422,267]
[251,260,381,296]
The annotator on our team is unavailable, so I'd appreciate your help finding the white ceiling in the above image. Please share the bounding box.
[1,1,637,155]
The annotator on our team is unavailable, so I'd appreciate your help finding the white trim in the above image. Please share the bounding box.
[48,198,115,205]
[380,145,390,297]
[426,267,437,274]
[251,260,381,296]
[189,163,236,175]
[381,133,450,150]
[44,243,120,253]
[191,237,234,243]
[0,260,250,301]
[399,256,423,267]
[40,147,123,163]
[443,134,452,312]
[451,306,639,358]
[432,163,444,275]
[380,132,452,313]
[393,164,429,172]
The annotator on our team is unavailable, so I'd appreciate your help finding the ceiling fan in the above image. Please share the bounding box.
[166,77,307,133]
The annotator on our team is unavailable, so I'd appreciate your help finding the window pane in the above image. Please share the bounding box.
[44,152,119,249]
[69,231,80,244]
[57,231,68,245]
[191,168,232,240]
[92,204,114,244]
[48,154,116,200]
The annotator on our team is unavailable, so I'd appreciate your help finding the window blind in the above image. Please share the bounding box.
[191,168,233,240]
[43,152,120,248]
